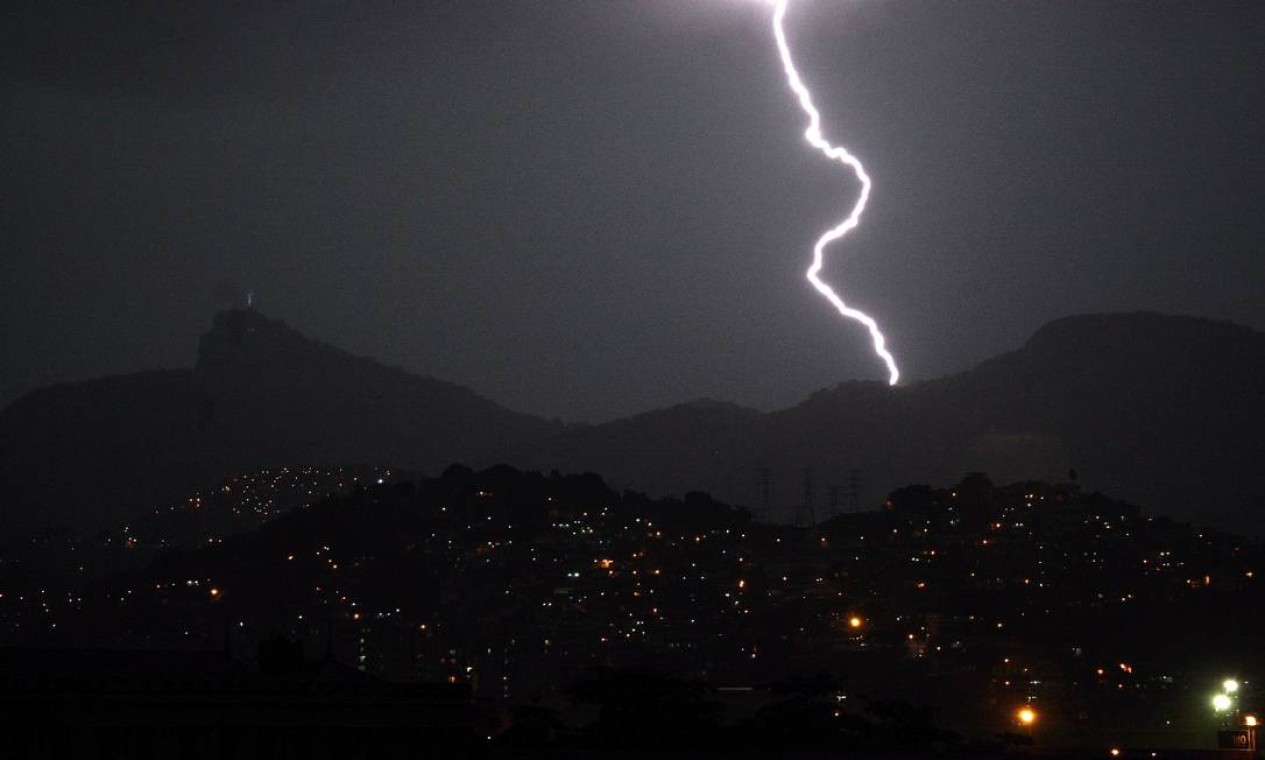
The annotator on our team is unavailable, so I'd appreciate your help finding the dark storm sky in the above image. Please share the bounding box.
[3,1,1262,422]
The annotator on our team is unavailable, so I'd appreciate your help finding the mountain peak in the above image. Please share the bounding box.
[1025,311,1260,353]
[196,309,309,374]
[0,310,563,534]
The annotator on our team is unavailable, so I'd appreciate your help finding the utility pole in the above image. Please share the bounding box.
[756,467,772,523]
[848,469,860,513]
[796,468,815,527]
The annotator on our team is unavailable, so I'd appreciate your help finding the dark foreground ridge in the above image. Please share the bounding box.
[1,465,1260,756]
[0,645,482,759]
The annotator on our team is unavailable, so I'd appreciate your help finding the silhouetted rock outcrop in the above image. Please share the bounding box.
[191,310,559,477]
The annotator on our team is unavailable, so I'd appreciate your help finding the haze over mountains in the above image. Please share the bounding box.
[2,310,1261,536]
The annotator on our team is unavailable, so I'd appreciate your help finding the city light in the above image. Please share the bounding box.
[9,454,1256,746]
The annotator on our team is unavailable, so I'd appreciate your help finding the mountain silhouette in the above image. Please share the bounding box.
[510,312,1264,531]
[1,310,1261,535]
[0,310,561,535]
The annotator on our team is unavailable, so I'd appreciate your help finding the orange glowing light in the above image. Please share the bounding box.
[848,616,863,629]
[1016,707,1036,726]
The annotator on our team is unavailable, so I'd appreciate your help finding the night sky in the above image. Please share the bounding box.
[3,0,1262,422]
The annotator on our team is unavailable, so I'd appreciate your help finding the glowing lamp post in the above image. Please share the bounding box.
[1212,679,1246,744]
[1013,706,1037,745]
[1213,678,1241,729]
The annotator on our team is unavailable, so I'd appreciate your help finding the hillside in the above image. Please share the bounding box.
[0,310,562,534]
[7,464,1260,748]
[2,310,1261,535]
[510,313,1265,530]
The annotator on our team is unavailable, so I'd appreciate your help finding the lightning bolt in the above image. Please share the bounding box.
[772,0,900,386]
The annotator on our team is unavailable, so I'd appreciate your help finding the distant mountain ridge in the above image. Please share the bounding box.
[1,310,1261,535]
[0,310,562,535]
[508,312,1265,531]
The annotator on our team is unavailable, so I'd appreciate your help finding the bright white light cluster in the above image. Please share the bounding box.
[771,0,900,385]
